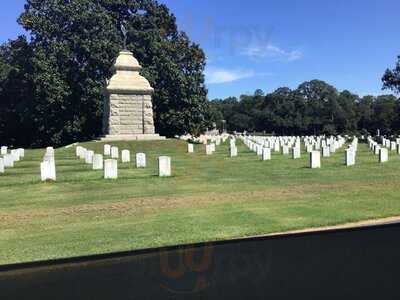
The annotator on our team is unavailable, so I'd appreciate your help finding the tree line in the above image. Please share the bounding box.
[209,78,400,136]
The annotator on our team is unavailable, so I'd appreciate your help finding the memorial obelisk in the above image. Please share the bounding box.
[101,26,165,141]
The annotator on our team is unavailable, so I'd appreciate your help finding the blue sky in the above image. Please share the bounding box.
[1,0,399,99]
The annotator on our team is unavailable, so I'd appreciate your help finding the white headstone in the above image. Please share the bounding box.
[292,147,301,159]
[210,143,216,152]
[111,147,119,159]
[158,156,171,177]
[104,144,111,156]
[17,148,25,158]
[93,154,104,170]
[329,143,336,153]
[122,150,131,163]
[76,146,86,159]
[274,142,280,152]
[230,146,238,157]
[310,151,321,169]
[322,146,330,158]
[262,148,271,161]
[379,148,389,163]
[104,159,118,179]
[282,145,289,155]
[374,145,380,155]
[345,148,356,166]
[46,147,55,157]
[0,158,4,173]
[136,153,146,168]
[0,146,7,155]
[11,149,20,162]
[40,160,56,181]
[3,154,14,168]
[75,146,81,156]
[85,150,94,164]
[256,145,263,156]
[188,143,194,153]
[206,145,213,155]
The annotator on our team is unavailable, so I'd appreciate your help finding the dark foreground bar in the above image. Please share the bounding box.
[1,223,400,299]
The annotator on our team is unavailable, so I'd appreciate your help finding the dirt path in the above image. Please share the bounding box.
[262,216,400,237]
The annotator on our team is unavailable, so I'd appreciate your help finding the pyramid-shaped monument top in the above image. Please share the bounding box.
[106,50,154,94]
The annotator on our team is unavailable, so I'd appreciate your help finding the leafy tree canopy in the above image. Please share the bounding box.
[383,55,400,94]
[0,0,210,147]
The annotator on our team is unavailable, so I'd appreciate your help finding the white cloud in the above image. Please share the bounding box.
[241,44,303,62]
[205,67,255,84]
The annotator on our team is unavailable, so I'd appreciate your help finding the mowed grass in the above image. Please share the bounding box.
[1,139,400,265]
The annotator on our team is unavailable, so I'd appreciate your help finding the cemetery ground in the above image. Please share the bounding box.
[1,139,400,265]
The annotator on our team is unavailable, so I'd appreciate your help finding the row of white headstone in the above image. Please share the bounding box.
[75,145,171,179]
[186,135,233,157]
[241,135,352,168]
[0,147,25,174]
[368,136,400,163]
[187,136,239,158]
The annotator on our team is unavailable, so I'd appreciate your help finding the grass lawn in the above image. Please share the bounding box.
[1,139,400,265]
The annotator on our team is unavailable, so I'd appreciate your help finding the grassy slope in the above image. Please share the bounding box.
[1,139,400,265]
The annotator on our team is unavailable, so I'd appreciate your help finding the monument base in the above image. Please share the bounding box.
[100,134,166,142]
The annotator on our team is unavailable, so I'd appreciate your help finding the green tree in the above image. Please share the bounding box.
[372,95,399,135]
[295,80,338,135]
[262,87,296,135]
[0,37,35,146]
[1,0,209,147]
[383,55,400,94]
[356,95,374,134]
[336,90,359,133]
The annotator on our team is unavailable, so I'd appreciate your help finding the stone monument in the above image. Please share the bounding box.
[101,50,165,141]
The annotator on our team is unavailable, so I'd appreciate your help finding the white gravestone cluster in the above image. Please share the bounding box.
[76,145,123,179]
[367,135,400,164]
[240,135,347,169]
[181,134,229,157]
[76,146,104,171]
[74,144,169,179]
[0,146,25,174]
